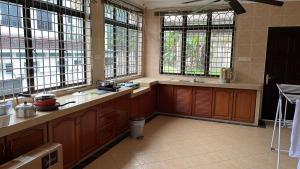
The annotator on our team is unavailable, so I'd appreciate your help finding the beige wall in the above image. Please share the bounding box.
[144,1,300,84]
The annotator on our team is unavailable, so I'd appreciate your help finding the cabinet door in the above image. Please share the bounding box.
[6,124,47,160]
[174,86,192,115]
[158,85,174,113]
[116,95,130,134]
[48,115,77,169]
[212,88,234,120]
[0,137,6,164]
[98,111,117,145]
[232,90,256,123]
[193,87,213,117]
[76,107,98,158]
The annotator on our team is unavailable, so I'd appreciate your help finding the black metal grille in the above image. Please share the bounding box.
[160,10,235,77]
[0,0,91,98]
[104,0,143,79]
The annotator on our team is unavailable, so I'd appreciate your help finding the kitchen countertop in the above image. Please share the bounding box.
[0,76,263,137]
[132,77,263,91]
[0,88,133,138]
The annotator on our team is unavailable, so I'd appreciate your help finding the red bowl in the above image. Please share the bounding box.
[34,99,57,107]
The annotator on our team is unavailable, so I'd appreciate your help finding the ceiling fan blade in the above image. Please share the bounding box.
[190,0,221,14]
[228,0,246,15]
[182,0,205,4]
[245,0,284,6]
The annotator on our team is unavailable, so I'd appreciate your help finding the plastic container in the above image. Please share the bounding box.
[130,118,145,139]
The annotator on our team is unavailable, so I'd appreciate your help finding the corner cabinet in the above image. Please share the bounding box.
[232,89,256,123]
[158,85,174,113]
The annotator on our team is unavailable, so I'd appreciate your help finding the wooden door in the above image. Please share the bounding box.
[212,88,234,120]
[263,27,300,120]
[174,86,192,115]
[233,90,256,123]
[48,115,77,169]
[158,85,174,113]
[0,137,6,164]
[193,87,213,117]
[6,124,47,160]
[76,107,98,158]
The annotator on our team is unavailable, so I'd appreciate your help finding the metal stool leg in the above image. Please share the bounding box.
[283,99,288,127]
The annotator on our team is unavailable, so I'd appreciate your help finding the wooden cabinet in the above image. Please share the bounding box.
[150,85,157,114]
[116,95,130,134]
[212,88,234,120]
[0,137,6,164]
[48,115,78,169]
[76,107,98,158]
[232,90,256,123]
[193,87,213,118]
[174,86,193,115]
[158,85,174,113]
[6,124,47,160]
[98,101,117,145]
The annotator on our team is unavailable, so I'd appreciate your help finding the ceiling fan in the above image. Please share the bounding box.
[182,0,284,15]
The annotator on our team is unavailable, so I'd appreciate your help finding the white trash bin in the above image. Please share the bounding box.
[130,118,145,139]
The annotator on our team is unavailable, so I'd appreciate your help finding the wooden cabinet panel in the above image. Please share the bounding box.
[76,107,98,158]
[212,88,234,120]
[48,115,77,169]
[98,123,116,145]
[0,137,6,164]
[116,95,130,134]
[174,86,192,115]
[158,85,174,113]
[150,85,157,114]
[6,124,47,160]
[193,87,213,117]
[233,90,256,123]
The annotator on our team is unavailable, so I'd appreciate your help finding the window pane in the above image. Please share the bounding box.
[185,30,206,75]
[104,4,114,19]
[104,24,114,79]
[116,26,127,76]
[212,11,234,25]
[0,1,27,96]
[187,14,207,25]
[129,12,137,25]
[31,8,60,89]
[162,31,182,74]
[128,29,137,74]
[64,15,85,85]
[209,29,232,76]
[62,0,82,11]
[164,15,183,26]
[41,0,57,4]
[115,8,127,23]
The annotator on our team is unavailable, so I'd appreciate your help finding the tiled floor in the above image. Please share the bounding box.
[85,116,298,169]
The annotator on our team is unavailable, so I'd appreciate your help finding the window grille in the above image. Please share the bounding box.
[104,0,143,79]
[160,10,235,76]
[0,0,92,98]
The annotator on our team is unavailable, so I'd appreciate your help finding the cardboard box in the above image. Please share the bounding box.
[0,143,63,169]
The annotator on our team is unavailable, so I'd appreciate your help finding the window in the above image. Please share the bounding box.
[36,10,53,31]
[104,2,143,79]
[161,10,235,76]
[0,0,91,98]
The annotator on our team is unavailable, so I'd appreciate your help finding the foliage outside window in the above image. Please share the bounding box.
[161,10,234,76]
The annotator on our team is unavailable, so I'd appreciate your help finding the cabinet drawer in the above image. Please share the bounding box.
[99,113,116,127]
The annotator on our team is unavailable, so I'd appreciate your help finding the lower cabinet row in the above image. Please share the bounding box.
[158,85,257,123]
[0,93,154,169]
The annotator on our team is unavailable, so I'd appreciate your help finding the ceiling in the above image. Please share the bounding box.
[128,0,288,9]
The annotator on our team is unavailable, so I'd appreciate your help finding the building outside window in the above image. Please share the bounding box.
[104,2,143,79]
